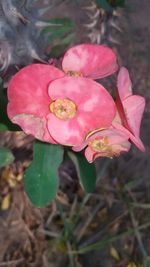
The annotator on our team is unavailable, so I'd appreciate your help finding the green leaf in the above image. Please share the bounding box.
[50,44,68,58]
[43,17,75,42]
[0,81,20,131]
[96,0,125,10]
[96,0,113,12]
[108,0,125,7]
[0,123,8,130]
[24,141,64,208]
[68,151,97,193]
[42,17,75,58]
[0,148,14,168]
[50,33,75,58]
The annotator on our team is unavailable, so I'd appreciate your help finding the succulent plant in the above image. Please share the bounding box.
[0,0,57,78]
[83,0,124,46]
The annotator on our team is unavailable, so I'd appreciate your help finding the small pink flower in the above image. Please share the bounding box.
[112,67,145,152]
[7,44,118,146]
[73,128,131,163]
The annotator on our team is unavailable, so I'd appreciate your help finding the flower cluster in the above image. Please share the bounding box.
[7,44,145,162]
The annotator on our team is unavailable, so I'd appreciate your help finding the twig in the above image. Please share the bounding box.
[127,185,149,266]
[69,196,78,220]
[0,259,24,266]
[73,159,111,226]
[37,229,60,238]
[130,202,150,209]
[130,210,147,259]
[76,202,104,242]
[77,210,128,248]
[46,201,57,226]
[73,221,150,255]
[67,242,75,267]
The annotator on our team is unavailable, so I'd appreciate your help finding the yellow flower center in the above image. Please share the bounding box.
[50,98,77,120]
[66,70,83,77]
[89,137,110,152]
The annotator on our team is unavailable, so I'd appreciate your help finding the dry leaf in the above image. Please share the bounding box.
[110,246,120,261]
[1,194,11,210]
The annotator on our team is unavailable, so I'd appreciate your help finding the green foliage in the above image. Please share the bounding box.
[43,17,75,57]
[0,79,20,131]
[0,147,14,168]
[50,33,75,58]
[77,221,150,254]
[68,151,97,193]
[96,0,125,11]
[96,0,113,12]
[108,0,125,7]
[43,17,75,42]
[24,141,64,208]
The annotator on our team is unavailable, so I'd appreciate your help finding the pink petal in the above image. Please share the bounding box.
[90,128,129,144]
[117,67,132,100]
[113,122,145,152]
[62,44,118,79]
[116,67,145,151]
[7,64,64,143]
[48,77,116,146]
[85,147,96,163]
[47,114,84,146]
[84,129,131,163]
[85,143,131,163]
[73,128,129,152]
[12,114,57,143]
[123,95,145,137]
[48,76,116,127]
[8,64,64,119]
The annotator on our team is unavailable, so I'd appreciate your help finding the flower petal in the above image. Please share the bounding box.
[116,67,145,151]
[62,44,118,79]
[73,128,129,152]
[85,147,96,163]
[117,67,132,100]
[113,122,145,152]
[85,142,131,163]
[7,64,64,143]
[123,95,145,137]
[48,76,116,127]
[12,114,57,143]
[8,64,64,118]
[48,77,116,146]
[47,114,84,146]
[84,128,131,163]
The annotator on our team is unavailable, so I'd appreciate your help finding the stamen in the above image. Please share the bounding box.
[66,70,83,77]
[89,137,109,152]
[50,98,77,120]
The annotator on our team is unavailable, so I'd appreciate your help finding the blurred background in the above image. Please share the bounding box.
[0,0,150,266]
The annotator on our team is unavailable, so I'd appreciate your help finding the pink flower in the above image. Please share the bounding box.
[7,44,118,146]
[73,128,131,163]
[47,76,116,146]
[73,67,145,162]
[112,67,145,152]
[62,44,118,79]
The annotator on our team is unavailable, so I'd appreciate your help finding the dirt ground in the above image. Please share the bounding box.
[0,0,150,266]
